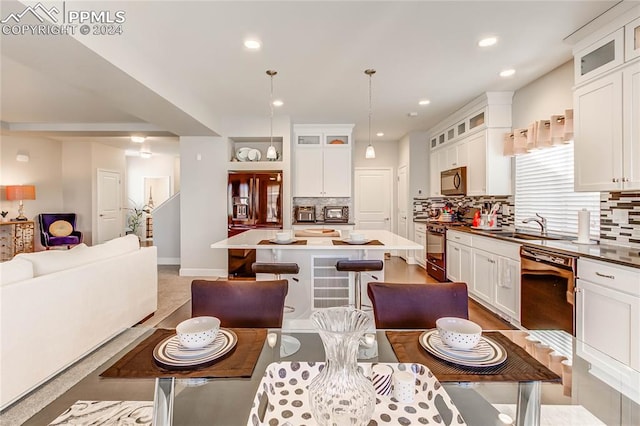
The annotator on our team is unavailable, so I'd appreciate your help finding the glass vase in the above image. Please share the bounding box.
[308,307,376,426]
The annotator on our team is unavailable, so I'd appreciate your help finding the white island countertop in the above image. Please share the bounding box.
[211,229,421,250]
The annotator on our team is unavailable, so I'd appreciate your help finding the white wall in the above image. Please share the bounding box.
[61,141,93,245]
[155,192,180,264]
[0,136,63,224]
[512,60,574,128]
[126,154,177,210]
[179,136,228,276]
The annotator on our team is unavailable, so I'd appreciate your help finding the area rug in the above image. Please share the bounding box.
[48,401,153,425]
[492,404,606,425]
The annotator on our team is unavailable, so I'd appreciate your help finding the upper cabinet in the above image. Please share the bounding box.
[428,92,513,196]
[293,124,353,197]
[573,8,640,191]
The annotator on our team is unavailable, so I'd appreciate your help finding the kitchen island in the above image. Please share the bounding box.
[211,229,421,329]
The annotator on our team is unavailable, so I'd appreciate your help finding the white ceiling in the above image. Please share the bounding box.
[0,1,625,156]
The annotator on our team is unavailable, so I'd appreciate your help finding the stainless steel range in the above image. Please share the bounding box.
[425,221,467,281]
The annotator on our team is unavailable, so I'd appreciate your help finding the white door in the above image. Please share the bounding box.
[397,165,408,260]
[354,168,392,230]
[97,169,122,243]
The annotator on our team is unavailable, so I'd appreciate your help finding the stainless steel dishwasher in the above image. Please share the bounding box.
[520,246,577,335]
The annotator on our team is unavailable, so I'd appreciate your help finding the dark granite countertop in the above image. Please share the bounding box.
[447,226,640,269]
[292,221,356,226]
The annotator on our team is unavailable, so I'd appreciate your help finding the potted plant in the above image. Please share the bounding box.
[126,203,150,237]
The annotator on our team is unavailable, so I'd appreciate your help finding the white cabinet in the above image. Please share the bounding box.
[626,16,640,61]
[413,222,426,268]
[448,230,521,323]
[472,249,495,304]
[574,61,640,191]
[576,258,640,370]
[428,92,512,196]
[573,8,640,192]
[446,240,472,285]
[294,125,353,197]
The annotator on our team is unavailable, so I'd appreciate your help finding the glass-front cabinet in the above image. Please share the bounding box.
[575,28,624,84]
[626,16,640,61]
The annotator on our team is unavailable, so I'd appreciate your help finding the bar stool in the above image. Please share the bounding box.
[335,260,383,310]
[251,262,299,313]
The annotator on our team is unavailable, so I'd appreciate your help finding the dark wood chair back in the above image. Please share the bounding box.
[191,279,288,328]
[367,282,469,329]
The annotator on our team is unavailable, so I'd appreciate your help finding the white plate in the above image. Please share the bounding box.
[279,335,301,357]
[342,238,370,245]
[236,147,251,161]
[269,238,297,245]
[164,335,224,360]
[428,331,493,361]
[419,329,507,367]
[153,328,237,369]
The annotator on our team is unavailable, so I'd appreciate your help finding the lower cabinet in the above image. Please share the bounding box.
[575,258,640,403]
[576,258,640,370]
[414,222,426,268]
[447,230,520,323]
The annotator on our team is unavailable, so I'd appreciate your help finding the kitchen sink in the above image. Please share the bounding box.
[484,230,567,241]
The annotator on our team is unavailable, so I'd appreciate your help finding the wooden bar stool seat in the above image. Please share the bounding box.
[335,259,383,310]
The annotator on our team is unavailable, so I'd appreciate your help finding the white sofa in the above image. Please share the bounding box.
[0,234,157,409]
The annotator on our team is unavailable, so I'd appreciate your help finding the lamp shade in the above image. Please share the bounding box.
[6,185,36,201]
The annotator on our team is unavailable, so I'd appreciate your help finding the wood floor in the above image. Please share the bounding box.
[384,256,514,330]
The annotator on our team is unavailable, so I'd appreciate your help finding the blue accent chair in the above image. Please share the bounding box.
[38,213,83,249]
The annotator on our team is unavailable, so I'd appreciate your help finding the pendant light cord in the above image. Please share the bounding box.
[368,72,372,147]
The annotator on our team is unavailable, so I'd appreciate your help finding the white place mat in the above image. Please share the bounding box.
[48,401,153,425]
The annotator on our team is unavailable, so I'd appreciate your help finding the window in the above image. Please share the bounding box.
[515,142,600,237]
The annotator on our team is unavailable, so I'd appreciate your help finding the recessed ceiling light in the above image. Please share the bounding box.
[131,136,146,143]
[408,112,418,117]
[376,132,384,137]
[272,99,284,107]
[499,69,516,77]
[418,99,431,106]
[244,39,261,50]
[478,37,498,47]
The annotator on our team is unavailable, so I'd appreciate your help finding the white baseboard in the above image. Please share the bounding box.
[157,257,180,265]
[179,268,227,277]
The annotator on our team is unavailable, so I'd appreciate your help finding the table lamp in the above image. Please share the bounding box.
[6,185,36,221]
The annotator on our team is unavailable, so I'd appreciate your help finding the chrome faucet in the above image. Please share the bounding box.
[523,213,547,235]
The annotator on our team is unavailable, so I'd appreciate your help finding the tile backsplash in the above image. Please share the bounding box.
[292,197,352,222]
[600,192,640,248]
[413,195,515,228]
[414,192,639,248]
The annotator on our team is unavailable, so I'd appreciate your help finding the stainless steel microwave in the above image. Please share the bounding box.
[441,167,467,196]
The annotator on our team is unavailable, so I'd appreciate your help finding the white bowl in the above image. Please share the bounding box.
[276,232,289,241]
[350,233,365,242]
[436,317,482,350]
[176,316,220,349]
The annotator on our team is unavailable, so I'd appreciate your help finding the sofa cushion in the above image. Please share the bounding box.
[0,257,34,286]
[15,235,140,277]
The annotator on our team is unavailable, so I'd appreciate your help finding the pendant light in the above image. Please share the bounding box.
[365,69,376,159]
[266,70,278,161]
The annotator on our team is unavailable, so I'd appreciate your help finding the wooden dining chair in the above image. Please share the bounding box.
[191,279,288,328]
[367,282,469,329]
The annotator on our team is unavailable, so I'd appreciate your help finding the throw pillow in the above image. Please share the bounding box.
[49,220,73,237]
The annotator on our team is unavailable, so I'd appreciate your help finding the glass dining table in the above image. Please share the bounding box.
[23,328,640,426]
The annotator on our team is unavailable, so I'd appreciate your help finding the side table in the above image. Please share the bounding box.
[0,220,35,261]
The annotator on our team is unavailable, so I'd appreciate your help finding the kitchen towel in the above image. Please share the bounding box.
[577,209,590,243]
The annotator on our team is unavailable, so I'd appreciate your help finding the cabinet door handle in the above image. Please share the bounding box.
[622,177,629,182]
[612,178,620,183]
[595,272,615,280]
[488,259,495,264]
[454,247,459,252]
